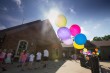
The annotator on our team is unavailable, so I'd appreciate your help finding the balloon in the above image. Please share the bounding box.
[95,48,98,52]
[62,38,73,45]
[73,42,84,49]
[70,24,81,36]
[74,33,87,45]
[92,52,95,55]
[83,48,87,52]
[96,52,99,55]
[98,50,101,53]
[57,27,71,40]
[83,51,87,55]
[87,50,92,55]
[55,15,67,27]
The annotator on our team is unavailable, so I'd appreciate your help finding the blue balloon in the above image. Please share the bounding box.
[74,33,87,45]
[98,50,101,53]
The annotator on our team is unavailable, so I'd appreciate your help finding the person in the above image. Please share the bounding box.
[2,49,7,64]
[89,52,100,73]
[19,50,27,71]
[5,50,12,64]
[11,50,15,64]
[35,51,42,69]
[25,51,30,66]
[17,50,25,67]
[73,54,77,62]
[28,52,35,70]
[79,54,87,68]
[85,55,91,69]
[62,52,66,61]
[43,49,49,68]
[0,49,7,71]
[71,54,74,60]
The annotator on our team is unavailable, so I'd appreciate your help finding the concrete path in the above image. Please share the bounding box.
[56,60,91,73]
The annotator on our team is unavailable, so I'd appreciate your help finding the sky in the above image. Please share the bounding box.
[0,0,110,40]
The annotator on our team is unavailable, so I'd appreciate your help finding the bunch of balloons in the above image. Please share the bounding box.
[80,48,101,56]
[56,15,73,45]
[70,24,87,49]
[56,14,87,49]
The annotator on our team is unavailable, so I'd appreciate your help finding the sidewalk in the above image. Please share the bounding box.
[100,62,110,68]
[56,60,91,73]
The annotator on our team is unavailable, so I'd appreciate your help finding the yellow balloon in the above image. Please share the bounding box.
[83,48,88,52]
[73,42,84,49]
[96,52,99,55]
[55,15,67,27]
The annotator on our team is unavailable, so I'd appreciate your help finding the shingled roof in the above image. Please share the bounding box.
[92,40,110,47]
[0,20,41,33]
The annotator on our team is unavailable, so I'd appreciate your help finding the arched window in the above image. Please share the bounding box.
[15,40,28,56]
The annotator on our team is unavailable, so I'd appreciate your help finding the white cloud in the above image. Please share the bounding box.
[45,0,49,3]
[13,0,21,8]
[13,0,23,13]
[0,7,8,12]
[104,18,110,23]
[81,27,89,35]
[93,24,101,29]
[41,0,49,3]
[82,20,93,25]
[3,7,8,11]
[83,20,88,25]
[69,8,76,14]
[104,18,110,21]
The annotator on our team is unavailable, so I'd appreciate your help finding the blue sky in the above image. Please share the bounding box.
[0,0,110,40]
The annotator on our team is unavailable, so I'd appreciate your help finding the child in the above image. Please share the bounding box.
[20,50,27,71]
[5,51,12,64]
[28,53,35,70]
[35,51,42,69]
[0,49,7,71]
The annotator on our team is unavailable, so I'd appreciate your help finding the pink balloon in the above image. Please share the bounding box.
[70,24,81,36]
[62,38,73,45]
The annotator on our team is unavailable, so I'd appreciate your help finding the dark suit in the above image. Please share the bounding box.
[89,55,100,73]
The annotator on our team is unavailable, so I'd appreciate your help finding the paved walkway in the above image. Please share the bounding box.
[56,60,91,73]
[1,60,110,73]
[100,61,110,68]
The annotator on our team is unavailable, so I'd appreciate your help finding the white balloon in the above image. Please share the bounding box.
[62,38,73,45]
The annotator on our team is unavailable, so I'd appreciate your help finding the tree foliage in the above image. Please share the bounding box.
[93,35,110,41]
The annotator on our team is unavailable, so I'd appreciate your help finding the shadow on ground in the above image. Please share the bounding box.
[100,66,110,73]
[0,60,66,73]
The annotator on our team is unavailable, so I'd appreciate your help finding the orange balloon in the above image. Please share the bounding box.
[95,48,98,52]
[92,52,95,55]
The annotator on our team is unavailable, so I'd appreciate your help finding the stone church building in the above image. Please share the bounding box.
[0,19,63,60]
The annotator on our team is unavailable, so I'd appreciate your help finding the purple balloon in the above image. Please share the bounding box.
[57,27,71,40]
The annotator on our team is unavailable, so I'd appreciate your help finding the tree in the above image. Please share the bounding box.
[93,35,110,41]
[93,37,102,41]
